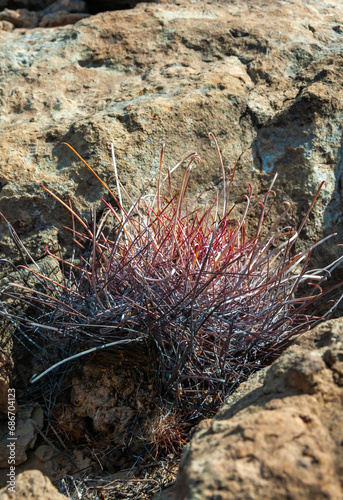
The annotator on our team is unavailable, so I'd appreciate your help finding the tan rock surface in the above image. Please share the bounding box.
[0,19,13,31]
[1,1,343,498]
[0,0,343,280]
[0,469,67,499]
[175,318,343,500]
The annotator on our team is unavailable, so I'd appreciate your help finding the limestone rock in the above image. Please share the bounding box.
[0,0,343,283]
[1,2,343,497]
[0,470,67,499]
[174,318,343,500]
[34,444,55,463]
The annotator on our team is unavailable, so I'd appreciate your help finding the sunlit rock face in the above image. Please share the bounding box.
[175,318,343,500]
[1,0,343,276]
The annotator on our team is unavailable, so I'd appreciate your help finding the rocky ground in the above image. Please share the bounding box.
[175,318,343,500]
[1,0,343,498]
[1,319,343,498]
[1,0,343,275]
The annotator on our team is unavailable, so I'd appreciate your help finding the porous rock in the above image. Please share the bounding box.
[0,0,343,281]
[0,469,67,499]
[174,318,343,500]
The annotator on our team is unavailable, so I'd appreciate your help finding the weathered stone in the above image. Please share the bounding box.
[0,470,67,499]
[174,318,343,500]
[0,1,343,496]
[34,444,55,462]
[0,0,343,284]
[0,7,39,27]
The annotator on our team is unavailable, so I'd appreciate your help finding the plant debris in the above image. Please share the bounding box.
[1,135,343,497]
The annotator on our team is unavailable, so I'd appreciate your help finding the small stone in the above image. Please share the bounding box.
[0,19,14,30]
[34,445,55,462]
[175,318,343,499]
[0,470,67,499]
